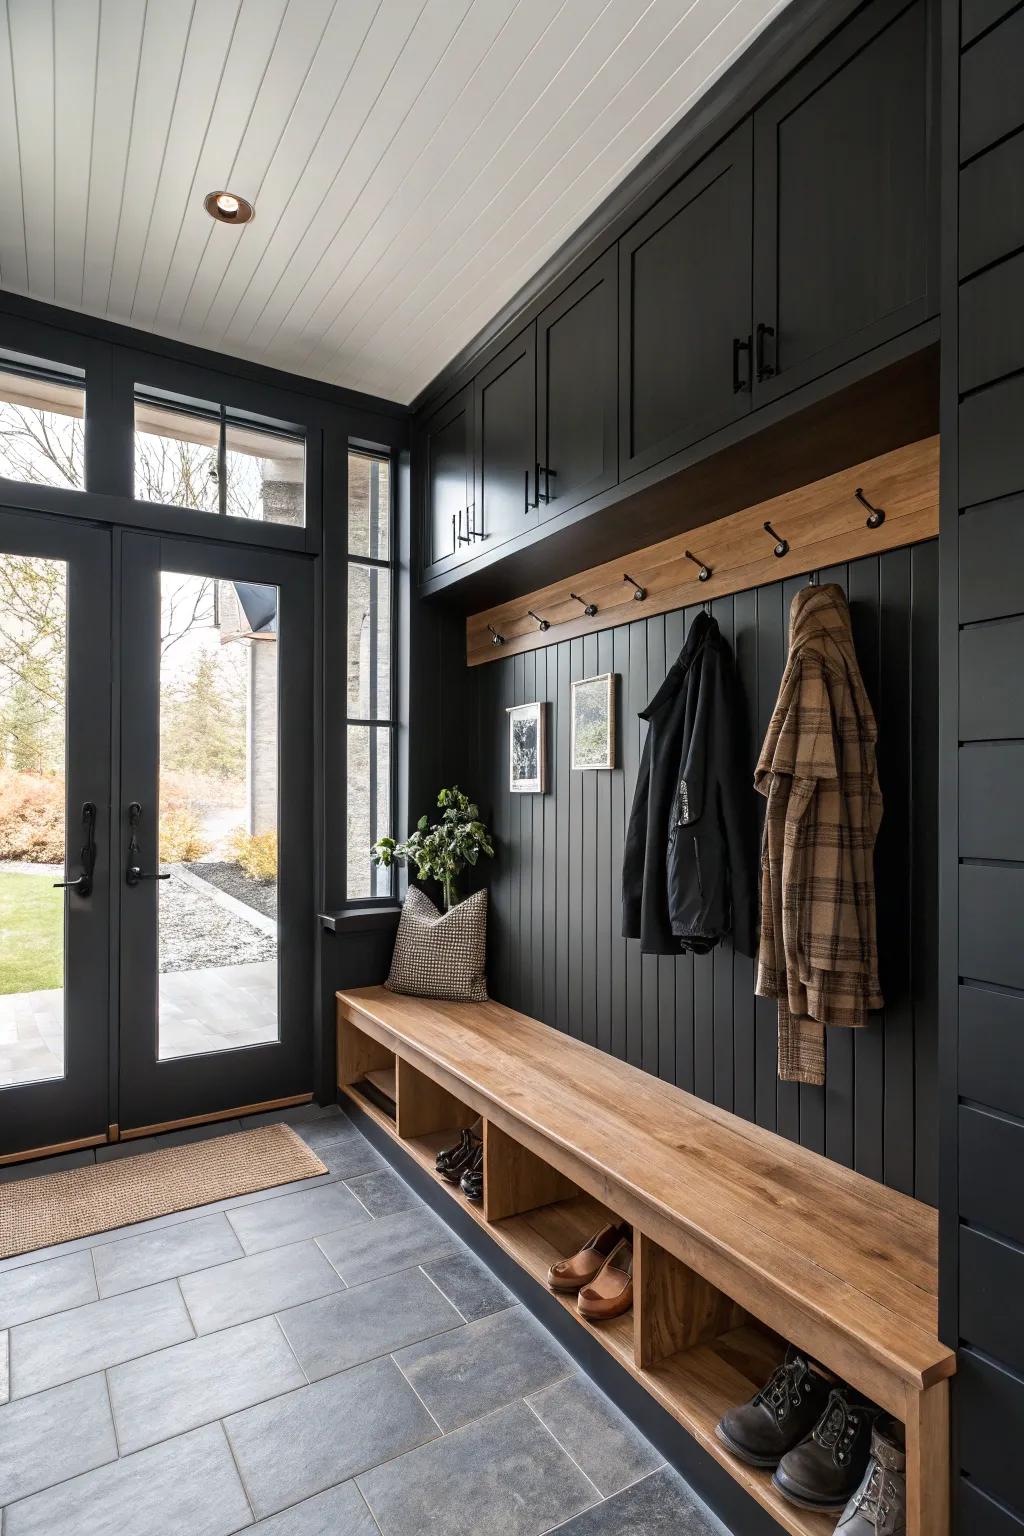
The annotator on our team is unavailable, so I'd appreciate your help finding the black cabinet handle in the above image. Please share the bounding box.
[537,463,555,504]
[755,322,776,381]
[456,508,471,545]
[524,467,541,514]
[54,801,97,898]
[732,336,751,393]
[451,512,456,555]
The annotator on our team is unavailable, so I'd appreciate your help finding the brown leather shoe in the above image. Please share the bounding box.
[547,1223,625,1294]
[577,1237,633,1321]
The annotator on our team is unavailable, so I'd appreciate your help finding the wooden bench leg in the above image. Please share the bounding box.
[904,1379,950,1536]
[395,1057,478,1140]
[483,1121,576,1222]
[634,1231,746,1368]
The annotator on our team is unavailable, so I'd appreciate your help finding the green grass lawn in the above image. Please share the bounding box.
[0,871,64,994]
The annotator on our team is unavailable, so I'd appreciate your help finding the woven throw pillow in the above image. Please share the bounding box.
[386,887,488,1001]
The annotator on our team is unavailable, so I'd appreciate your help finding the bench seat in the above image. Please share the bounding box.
[337,985,954,1536]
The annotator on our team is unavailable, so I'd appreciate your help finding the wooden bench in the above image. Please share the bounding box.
[337,986,954,1536]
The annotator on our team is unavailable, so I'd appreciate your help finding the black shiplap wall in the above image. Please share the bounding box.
[944,2,1024,1528]
[473,545,939,1203]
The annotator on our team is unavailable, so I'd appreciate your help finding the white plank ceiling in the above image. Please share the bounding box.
[0,0,789,404]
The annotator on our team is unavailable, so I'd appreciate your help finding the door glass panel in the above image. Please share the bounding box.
[0,552,67,1085]
[0,366,85,489]
[157,571,278,1060]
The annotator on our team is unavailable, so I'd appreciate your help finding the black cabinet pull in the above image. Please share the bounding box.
[732,336,751,393]
[456,508,471,545]
[524,467,541,514]
[524,467,531,514]
[755,322,776,381]
[451,512,456,555]
[54,801,97,898]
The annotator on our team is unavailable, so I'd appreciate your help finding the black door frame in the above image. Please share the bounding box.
[116,531,315,1132]
[0,505,112,1156]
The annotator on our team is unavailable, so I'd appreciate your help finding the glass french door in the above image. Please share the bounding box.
[0,508,111,1156]
[117,533,314,1132]
[0,515,314,1159]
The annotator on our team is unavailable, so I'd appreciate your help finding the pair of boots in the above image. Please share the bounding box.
[716,1348,906,1530]
[435,1126,483,1201]
[546,1221,633,1321]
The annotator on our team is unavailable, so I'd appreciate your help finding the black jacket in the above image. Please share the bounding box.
[622,612,758,957]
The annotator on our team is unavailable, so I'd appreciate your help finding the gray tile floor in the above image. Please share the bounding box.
[0,1105,728,1536]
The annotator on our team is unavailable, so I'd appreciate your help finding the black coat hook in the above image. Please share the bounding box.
[684,550,712,582]
[855,487,886,528]
[527,610,550,632]
[623,573,647,601]
[569,592,598,617]
[487,624,505,646]
[763,520,789,558]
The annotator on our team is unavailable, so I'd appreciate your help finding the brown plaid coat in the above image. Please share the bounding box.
[754,584,883,1085]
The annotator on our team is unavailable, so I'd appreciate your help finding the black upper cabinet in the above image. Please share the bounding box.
[752,0,932,404]
[537,250,618,520]
[420,384,473,573]
[619,122,753,479]
[473,326,538,553]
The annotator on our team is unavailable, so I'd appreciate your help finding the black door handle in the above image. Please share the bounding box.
[732,335,751,393]
[54,801,96,898]
[125,801,170,887]
[755,322,776,381]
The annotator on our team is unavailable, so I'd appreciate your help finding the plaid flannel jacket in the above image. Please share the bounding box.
[754,584,883,1085]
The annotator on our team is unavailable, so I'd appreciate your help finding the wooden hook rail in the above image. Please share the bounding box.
[467,436,938,666]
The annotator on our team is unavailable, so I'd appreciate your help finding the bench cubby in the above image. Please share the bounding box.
[337,988,954,1536]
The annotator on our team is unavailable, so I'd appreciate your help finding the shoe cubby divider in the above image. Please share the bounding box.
[633,1231,747,1368]
[482,1121,577,1222]
[395,1056,477,1141]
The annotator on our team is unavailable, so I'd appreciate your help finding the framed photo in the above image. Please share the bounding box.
[508,701,546,793]
[571,673,616,770]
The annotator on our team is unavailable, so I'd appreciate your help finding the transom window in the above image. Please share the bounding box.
[346,450,395,900]
[134,390,305,526]
[0,358,85,491]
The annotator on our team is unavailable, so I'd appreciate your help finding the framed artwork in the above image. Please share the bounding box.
[571,673,616,770]
[508,701,546,793]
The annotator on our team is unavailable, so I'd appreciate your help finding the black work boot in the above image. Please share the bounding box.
[715,1348,834,1468]
[837,1418,906,1534]
[774,1386,877,1511]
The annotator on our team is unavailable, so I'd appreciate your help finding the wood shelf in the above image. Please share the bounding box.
[341,1080,834,1536]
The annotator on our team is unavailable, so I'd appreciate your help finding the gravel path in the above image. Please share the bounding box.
[183,859,277,919]
[158,872,276,973]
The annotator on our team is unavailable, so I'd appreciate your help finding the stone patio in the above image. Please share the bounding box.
[0,960,277,1086]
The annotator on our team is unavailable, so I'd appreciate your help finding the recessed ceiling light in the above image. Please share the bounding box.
[204,190,254,225]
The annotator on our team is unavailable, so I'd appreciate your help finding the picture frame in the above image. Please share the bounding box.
[571,673,616,771]
[508,701,546,793]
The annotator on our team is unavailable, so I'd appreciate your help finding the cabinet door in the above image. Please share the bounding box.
[421,385,472,573]
[752,0,933,404]
[537,250,617,520]
[474,325,538,551]
[618,121,753,480]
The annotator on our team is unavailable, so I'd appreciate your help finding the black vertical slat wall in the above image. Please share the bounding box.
[472,547,939,1203]
[943,1,1024,1528]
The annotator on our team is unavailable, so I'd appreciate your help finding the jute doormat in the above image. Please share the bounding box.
[0,1124,327,1259]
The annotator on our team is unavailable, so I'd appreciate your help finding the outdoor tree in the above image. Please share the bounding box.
[161,648,247,783]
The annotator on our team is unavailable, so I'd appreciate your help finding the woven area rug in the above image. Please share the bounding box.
[0,1124,327,1259]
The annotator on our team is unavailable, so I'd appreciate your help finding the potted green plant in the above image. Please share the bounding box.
[371,786,494,911]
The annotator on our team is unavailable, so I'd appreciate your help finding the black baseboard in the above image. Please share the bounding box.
[340,1095,781,1536]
